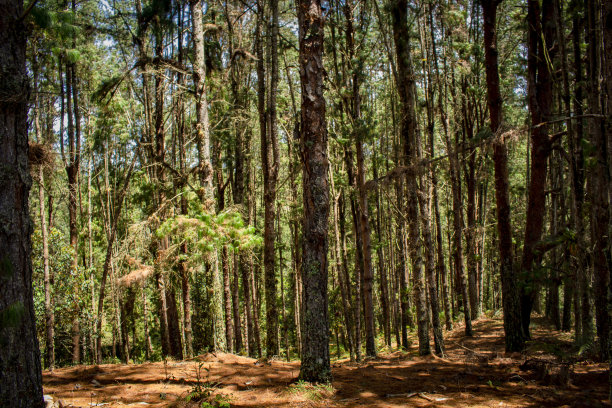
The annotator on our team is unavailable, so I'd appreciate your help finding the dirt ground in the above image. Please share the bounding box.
[43,317,610,407]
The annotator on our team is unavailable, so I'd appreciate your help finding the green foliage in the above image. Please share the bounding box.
[199,394,231,408]
[157,204,262,258]
[31,6,53,29]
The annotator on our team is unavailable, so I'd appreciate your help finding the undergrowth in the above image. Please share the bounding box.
[287,380,335,401]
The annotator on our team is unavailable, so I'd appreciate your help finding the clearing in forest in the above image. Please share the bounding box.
[42,318,608,407]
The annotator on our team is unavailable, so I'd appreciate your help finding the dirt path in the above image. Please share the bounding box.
[43,318,609,407]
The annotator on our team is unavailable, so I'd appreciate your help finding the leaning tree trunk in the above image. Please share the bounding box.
[297,0,331,383]
[0,0,44,404]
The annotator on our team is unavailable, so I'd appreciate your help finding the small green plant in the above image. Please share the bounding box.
[185,362,224,405]
[200,394,231,408]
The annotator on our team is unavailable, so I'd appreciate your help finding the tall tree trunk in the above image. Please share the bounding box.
[33,90,55,370]
[465,147,479,321]
[297,0,331,382]
[391,0,432,352]
[176,4,194,359]
[482,0,524,351]
[602,0,612,399]
[567,2,585,340]
[0,0,44,402]
[586,0,610,359]
[553,0,575,334]
[344,0,376,357]
[521,0,555,339]
[257,0,280,358]
[191,0,225,351]
[65,59,81,364]
[427,5,452,331]
[419,10,446,351]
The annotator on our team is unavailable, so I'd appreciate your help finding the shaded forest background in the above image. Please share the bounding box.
[19,0,612,388]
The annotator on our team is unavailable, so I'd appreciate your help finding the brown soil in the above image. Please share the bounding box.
[43,317,609,407]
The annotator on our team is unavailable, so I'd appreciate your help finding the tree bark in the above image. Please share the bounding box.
[343,0,376,357]
[586,0,610,359]
[426,5,452,331]
[391,0,432,352]
[33,89,55,370]
[482,0,524,351]
[521,0,555,339]
[0,0,44,403]
[297,0,331,382]
[256,0,280,358]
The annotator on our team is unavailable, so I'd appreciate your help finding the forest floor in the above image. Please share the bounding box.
[43,317,609,407]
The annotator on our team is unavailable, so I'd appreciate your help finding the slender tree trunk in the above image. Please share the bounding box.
[391,0,432,351]
[428,4,454,333]
[548,153,562,330]
[552,0,571,333]
[395,177,411,348]
[373,162,391,347]
[34,94,55,370]
[257,0,280,358]
[191,0,225,351]
[38,167,54,370]
[465,150,479,321]
[64,60,81,364]
[331,172,355,361]
[231,253,242,352]
[143,286,152,360]
[568,3,585,341]
[586,0,610,359]
[420,174,445,355]
[482,0,524,351]
[175,6,194,359]
[343,0,376,358]
[521,0,555,339]
[602,0,612,399]
[95,153,137,363]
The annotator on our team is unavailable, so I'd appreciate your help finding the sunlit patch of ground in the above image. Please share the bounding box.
[43,317,609,407]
